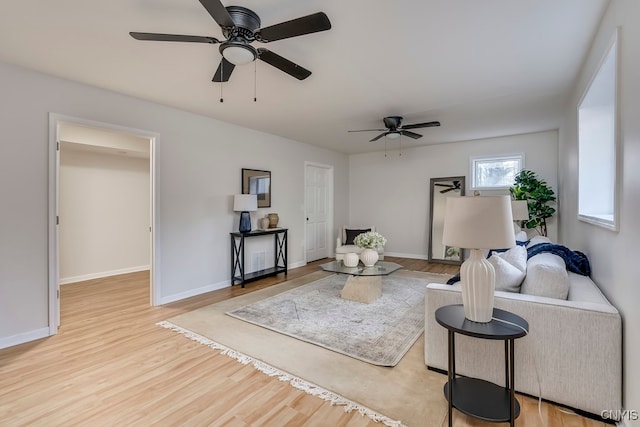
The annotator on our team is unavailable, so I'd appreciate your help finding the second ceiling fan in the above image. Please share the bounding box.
[349,116,441,142]
[130,0,331,82]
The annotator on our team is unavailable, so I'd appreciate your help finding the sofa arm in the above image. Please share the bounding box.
[424,283,622,417]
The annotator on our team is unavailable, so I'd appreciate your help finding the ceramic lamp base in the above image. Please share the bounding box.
[460,248,496,323]
[239,211,251,233]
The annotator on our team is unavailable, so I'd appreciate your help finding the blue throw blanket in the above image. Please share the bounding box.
[445,243,591,285]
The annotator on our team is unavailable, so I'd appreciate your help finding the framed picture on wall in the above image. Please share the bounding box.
[242,168,271,208]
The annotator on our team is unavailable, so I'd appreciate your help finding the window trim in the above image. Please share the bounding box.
[577,28,619,232]
[469,153,525,190]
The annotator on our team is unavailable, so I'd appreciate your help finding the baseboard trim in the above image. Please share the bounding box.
[158,279,229,305]
[159,262,306,305]
[0,327,50,350]
[383,251,428,260]
[60,265,150,285]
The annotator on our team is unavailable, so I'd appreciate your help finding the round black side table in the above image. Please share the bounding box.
[435,304,529,427]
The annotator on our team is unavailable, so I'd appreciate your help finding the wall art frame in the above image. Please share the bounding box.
[242,168,271,208]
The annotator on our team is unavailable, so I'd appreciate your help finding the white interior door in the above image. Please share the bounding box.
[305,163,332,262]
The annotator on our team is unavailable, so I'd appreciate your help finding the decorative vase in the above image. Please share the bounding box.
[343,252,360,267]
[259,216,270,230]
[268,213,279,228]
[360,248,379,267]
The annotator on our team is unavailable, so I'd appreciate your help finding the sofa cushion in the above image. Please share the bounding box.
[344,228,371,245]
[521,252,569,299]
[488,245,527,293]
[527,235,552,248]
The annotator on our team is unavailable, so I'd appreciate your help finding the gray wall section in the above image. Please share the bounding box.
[0,61,349,345]
[558,0,640,417]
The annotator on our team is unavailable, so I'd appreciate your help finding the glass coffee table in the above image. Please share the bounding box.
[320,260,403,303]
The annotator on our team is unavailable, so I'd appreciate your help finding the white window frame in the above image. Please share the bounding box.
[469,154,525,190]
[577,29,619,232]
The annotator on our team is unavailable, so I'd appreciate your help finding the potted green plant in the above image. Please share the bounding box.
[509,169,556,237]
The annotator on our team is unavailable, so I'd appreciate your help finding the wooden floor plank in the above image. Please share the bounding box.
[0,257,607,426]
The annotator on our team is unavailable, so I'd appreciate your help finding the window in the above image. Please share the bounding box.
[470,154,524,190]
[578,30,618,231]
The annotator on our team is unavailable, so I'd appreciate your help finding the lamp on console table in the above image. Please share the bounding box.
[442,195,515,322]
[511,200,530,233]
[233,194,257,233]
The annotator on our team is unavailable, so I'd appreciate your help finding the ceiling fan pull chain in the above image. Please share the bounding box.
[219,61,224,103]
[399,135,402,156]
[254,61,257,102]
[384,135,387,158]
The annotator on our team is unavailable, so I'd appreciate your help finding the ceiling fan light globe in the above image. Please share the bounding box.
[386,132,401,140]
[221,44,256,65]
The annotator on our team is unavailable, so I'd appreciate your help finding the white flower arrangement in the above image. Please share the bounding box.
[353,231,387,250]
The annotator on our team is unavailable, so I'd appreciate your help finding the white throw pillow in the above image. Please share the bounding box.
[488,245,527,293]
[521,253,569,300]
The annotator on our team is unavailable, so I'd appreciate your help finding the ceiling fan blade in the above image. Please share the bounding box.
[440,187,454,193]
[257,48,311,80]
[129,32,220,44]
[434,183,451,187]
[257,12,331,42]
[369,133,387,142]
[400,130,423,139]
[348,128,387,133]
[212,58,235,82]
[401,121,441,130]
[198,0,235,29]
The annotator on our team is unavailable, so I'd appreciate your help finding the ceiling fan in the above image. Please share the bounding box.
[435,180,462,193]
[129,0,331,82]
[348,116,441,142]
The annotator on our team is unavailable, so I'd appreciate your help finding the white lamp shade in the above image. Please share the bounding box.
[386,132,401,140]
[233,194,257,212]
[511,200,530,220]
[442,195,515,249]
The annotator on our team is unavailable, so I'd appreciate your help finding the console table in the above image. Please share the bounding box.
[230,228,287,287]
[435,304,528,426]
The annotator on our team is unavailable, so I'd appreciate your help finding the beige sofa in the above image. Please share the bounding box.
[424,271,622,418]
[335,226,384,261]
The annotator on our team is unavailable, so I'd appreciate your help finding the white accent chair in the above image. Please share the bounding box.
[335,226,384,261]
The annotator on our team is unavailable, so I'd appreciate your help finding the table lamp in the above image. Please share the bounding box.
[442,195,515,322]
[233,194,257,233]
[511,200,530,233]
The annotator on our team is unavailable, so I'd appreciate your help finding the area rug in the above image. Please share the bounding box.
[160,269,452,427]
[226,273,429,366]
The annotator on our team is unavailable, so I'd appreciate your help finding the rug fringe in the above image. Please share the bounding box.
[157,320,406,427]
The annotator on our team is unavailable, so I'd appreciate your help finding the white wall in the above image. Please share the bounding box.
[348,130,558,258]
[59,147,150,283]
[558,0,640,419]
[0,61,349,348]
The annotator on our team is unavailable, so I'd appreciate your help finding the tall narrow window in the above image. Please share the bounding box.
[578,30,618,231]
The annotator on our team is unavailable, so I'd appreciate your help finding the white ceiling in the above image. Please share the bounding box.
[0,0,608,154]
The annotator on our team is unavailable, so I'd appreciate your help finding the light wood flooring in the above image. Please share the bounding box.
[0,257,608,426]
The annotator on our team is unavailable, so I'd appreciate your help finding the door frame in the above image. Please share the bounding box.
[47,113,160,334]
[304,161,334,263]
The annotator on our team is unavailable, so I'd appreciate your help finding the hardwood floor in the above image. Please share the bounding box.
[0,257,607,426]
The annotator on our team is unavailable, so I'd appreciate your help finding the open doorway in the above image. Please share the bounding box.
[48,114,158,333]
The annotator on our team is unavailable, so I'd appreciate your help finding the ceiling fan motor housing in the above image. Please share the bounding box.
[219,6,262,65]
[383,116,402,130]
[223,6,261,40]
